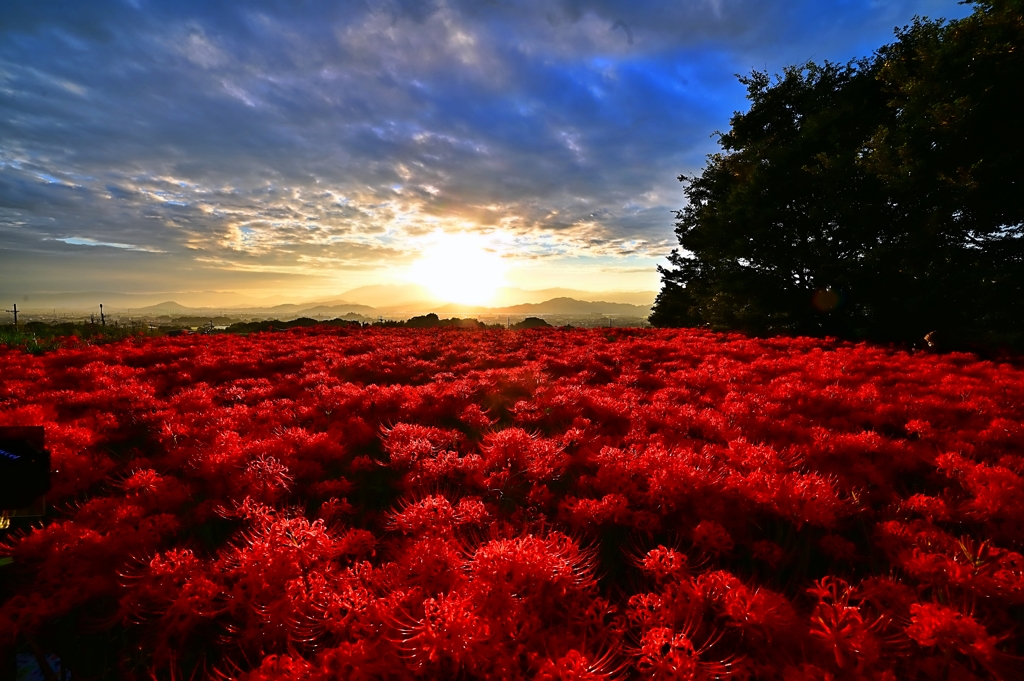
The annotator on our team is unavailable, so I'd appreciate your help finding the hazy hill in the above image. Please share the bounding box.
[336,284,656,308]
[9,291,286,310]
[123,296,649,318]
[435,297,651,316]
[290,304,377,317]
[490,288,656,307]
[338,284,438,308]
[7,288,654,320]
[8,288,303,309]
[8,286,657,313]
[493,297,650,315]
[135,301,196,314]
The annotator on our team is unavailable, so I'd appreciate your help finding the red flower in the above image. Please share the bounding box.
[906,602,998,663]
[3,326,1024,678]
[639,546,689,583]
[394,591,490,671]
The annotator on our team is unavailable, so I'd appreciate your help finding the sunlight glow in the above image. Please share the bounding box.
[409,232,508,306]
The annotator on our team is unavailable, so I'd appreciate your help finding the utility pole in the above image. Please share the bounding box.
[5,303,17,328]
[100,304,106,326]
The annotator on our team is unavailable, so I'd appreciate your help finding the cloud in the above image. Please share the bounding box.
[0,0,973,295]
[52,237,166,252]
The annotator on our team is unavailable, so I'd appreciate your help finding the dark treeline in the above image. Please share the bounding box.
[376,313,493,329]
[651,0,1023,352]
[346,313,551,330]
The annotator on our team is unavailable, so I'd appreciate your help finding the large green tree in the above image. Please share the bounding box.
[650,0,1024,349]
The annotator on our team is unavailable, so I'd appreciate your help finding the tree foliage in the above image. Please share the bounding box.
[651,0,1024,349]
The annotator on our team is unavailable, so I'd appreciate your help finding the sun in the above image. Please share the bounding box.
[409,232,507,306]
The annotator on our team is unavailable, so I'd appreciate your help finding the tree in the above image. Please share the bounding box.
[650,0,1024,349]
[512,317,552,330]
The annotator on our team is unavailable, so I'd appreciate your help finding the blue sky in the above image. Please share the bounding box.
[0,0,973,304]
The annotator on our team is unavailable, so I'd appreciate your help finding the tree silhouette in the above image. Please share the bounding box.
[651,0,1024,350]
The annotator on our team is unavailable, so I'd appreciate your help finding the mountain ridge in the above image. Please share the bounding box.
[17,297,650,318]
[433,297,649,316]
[8,288,656,314]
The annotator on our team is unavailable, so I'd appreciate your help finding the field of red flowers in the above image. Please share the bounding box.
[1,327,1023,680]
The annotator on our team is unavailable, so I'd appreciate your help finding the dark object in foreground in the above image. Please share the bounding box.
[0,427,49,510]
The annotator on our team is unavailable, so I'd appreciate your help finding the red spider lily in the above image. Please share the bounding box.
[467,530,597,605]
[381,422,462,469]
[633,624,737,680]
[906,602,999,663]
[459,403,496,431]
[389,493,480,536]
[119,548,225,665]
[481,427,568,481]
[2,326,1023,678]
[241,455,294,504]
[314,496,353,523]
[637,546,689,583]
[901,493,951,523]
[561,493,635,529]
[807,577,886,671]
[534,649,620,681]
[392,590,491,672]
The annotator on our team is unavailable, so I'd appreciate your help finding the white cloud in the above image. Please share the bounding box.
[52,237,165,253]
[0,0,974,296]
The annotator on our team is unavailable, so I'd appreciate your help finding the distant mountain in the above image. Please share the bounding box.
[8,291,289,311]
[339,284,657,308]
[338,284,439,308]
[497,298,650,315]
[7,287,657,316]
[375,300,448,316]
[490,288,656,307]
[292,304,377,317]
[132,300,378,317]
[264,303,310,313]
[434,297,651,316]
[135,301,196,314]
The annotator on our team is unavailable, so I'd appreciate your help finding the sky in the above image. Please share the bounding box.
[0,0,973,306]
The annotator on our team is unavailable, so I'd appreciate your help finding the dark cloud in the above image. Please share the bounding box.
[0,0,973,296]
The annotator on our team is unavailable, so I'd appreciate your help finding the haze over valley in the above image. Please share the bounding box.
[6,285,657,327]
